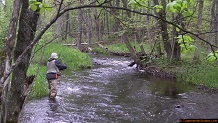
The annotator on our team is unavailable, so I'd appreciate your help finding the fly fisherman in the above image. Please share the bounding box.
[46,52,67,99]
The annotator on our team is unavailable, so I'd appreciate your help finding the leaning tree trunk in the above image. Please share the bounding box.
[6,0,41,122]
[123,32,138,62]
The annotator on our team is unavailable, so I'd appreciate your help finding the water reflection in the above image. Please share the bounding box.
[147,76,196,98]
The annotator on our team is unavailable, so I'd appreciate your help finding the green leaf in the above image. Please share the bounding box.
[188,45,196,52]
[29,0,37,4]
[181,47,188,54]
[154,5,163,13]
[181,1,188,10]
[178,35,193,44]
[176,27,180,32]
[207,56,216,62]
[35,2,41,5]
[128,0,136,4]
[166,2,176,12]
[183,10,192,17]
[208,52,215,57]
[206,51,218,62]
[30,4,38,11]
[40,7,45,14]
[45,7,52,12]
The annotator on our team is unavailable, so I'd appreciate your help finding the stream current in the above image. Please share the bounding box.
[19,55,218,123]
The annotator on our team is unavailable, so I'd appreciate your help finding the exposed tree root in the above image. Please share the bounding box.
[143,66,176,79]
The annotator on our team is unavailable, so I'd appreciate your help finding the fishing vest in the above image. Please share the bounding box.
[47,59,60,74]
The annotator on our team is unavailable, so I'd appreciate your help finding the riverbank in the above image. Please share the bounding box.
[27,43,92,99]
[92,43,218,92]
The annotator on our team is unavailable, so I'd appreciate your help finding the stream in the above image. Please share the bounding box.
[19,55,218,123]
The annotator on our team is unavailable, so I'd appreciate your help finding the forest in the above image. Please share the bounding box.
[0,0,218,122]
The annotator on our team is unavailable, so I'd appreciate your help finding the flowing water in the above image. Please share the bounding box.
[19,55,218,123]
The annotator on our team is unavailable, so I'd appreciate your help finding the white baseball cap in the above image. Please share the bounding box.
[51,52,58,59]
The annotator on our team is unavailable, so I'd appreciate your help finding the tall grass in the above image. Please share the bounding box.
[27,65,48,99]
[28,43,92,99]
[92,47,109,54]
[177,62,218,88]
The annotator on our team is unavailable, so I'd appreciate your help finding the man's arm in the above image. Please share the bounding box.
[55,60,67,70]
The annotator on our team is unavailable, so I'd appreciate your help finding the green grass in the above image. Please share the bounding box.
[92,47,109,54]
[177,62,218,88]
[27,65,48,99]
[28,43,92,99]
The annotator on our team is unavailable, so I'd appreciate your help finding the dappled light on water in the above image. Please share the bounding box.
[19,55,218,123]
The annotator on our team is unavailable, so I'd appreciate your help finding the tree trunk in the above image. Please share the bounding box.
[215,0,218,47]
[146,21,153,54]
[64,2,71,40]
[208,0,216,51]
[114,0,120,32]
[77,8,83,50]
[171,25,181,61]
[6,0,41,122]
[145,0,154,54]
[105,10,110,37]
[193,0,204,61]
[57,0,62,43]
[155,35,162,57]
[122,0,131,18]
[135,30,147,55]
[170,12,182,61]
[86,9,92,46]
[153,0,172,58]
[93,2,102,42]
[0,0,21,122]
[123,32,138,61]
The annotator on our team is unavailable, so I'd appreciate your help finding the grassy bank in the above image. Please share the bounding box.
[95,42,218,89]
[27,43,92,99]
[176,62,218,88]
